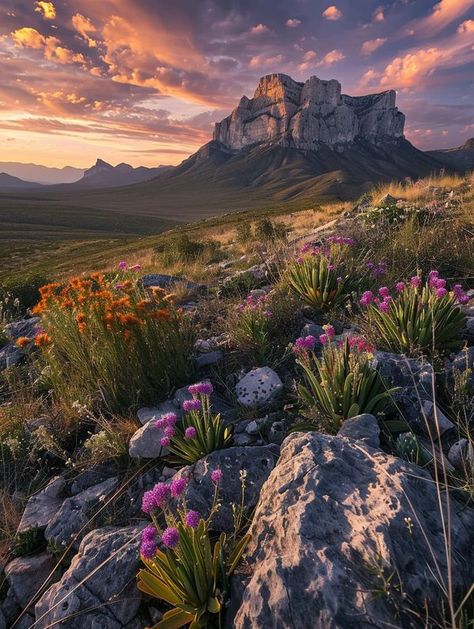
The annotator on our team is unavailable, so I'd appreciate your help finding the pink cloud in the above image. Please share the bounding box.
[286,18,301,28]
[249,23,269,34]
[407,0,474,36]
[316,49,345,66]
[373,6,385,22]
[249,53,283,68]
[361,38,387,55]
[322,6,343,21]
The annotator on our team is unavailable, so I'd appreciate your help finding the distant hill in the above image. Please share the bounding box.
[0,172,43,189]
[0,162,83,185]
[65,159,172,189]
[427,138,474,173]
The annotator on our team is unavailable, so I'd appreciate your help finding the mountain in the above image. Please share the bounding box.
[427,138,474,173]
[0,162,83,185]
[67,159,172,189]
[0,172,43,189]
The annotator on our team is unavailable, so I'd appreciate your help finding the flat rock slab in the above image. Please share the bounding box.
[140,274,204,292]
[45,478,118,547]
[35,525,144,629]
[18,477,66,535]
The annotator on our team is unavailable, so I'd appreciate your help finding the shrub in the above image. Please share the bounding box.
[29,268,195,412]
[286,238,355,312]
[155,382,232,465]
[0,274,51,316]
[359,272,467,356]
[294,329,395,432]
[155,234,221,266]
[231,293,274,365]
[137,470,249,628]
[254,218,288,244]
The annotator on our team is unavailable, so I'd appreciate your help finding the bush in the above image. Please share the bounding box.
[254,218,288,244]
[286,237,355,312]
[294,330,395,433]
[28,270,195,412]
[0,274,51,317]
[359,272,467,356]
[137,470,249,628]
[154,383,232,465]
[231,292,275,365]
[155,235,221,267]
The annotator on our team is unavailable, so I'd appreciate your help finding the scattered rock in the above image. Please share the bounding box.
[236,367,283,408]
[18,477,66,535]
[195,350,223,369]
[463,317,474,342]
[5,317,41,341]
[129,419,166,459]
[300,322,324,339]
[35,525,144,629]
[379,192,398,205]
[179,444,280,532]
[0,342,24,370]
[448,439,474,472]
[230,431,473,628]
[141,274,204,292]
[45,478,118,547]
[451,346,474,372]
[137,401,179,426]
[338,413,380,448]
[4,552,57,608]
[420,400,454,437]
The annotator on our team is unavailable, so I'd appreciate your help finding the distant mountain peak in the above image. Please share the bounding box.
[461,138,474,150]
[214,73,404,151]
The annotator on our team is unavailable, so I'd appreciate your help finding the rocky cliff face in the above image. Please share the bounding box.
[214,74,405,151]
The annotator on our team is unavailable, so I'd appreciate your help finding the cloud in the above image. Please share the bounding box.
[361,38,387,55]
[457,19,474,33]
[407,0,474,36]
[286,18,301,28]
[322,6,343,21]
[72,13,97,47]
[373,6,385,22]
[34,2,56,20]
[11,28,85,65]
[316,49,345,66]
[249,23,269,34]
[249,53,283,68]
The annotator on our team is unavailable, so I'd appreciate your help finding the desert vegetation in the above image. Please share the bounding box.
[0,172,473,628]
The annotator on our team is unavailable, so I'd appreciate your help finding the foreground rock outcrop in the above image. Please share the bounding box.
[214,73,405,151]
[229,428,473,628]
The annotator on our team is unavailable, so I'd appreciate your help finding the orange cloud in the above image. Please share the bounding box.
[250,23,269,34]
[249,53,284,68]
[361,38,387,55]
[408,0,474,36]
[457,19,474,33]
[322,6,343,21]
[298,50,317,71]
[72,13,97,48]
[316,49,345,66]
[12,27,46,49]
[11,28,85,65]
[286,19,301,28]
[34,1,56,20]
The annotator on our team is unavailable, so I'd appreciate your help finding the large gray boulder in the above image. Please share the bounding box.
[18,476,66,535]
[4,552,57,608]
[230,431,473,628]
[34,525,144,628]
[178,444,280,532]
[236,367,283,408]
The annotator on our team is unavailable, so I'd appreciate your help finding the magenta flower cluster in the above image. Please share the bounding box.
[188,382,213,396]
[326,235,356,246]
[117,261,141,272]
[367,260,387,278]
[140,525,158,559]
[238,293,273,318]
[141,477,188,515]
[183,398,202,413]
[155,412,178,447]
[293,335,317,354]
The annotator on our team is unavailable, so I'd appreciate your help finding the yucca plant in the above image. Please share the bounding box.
[155,382,232,466]
[295,334,395,433]
[137,470,249,628]
[286,240,354,311]
[360,272,467,356]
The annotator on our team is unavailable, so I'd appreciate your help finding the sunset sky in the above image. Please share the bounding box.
[0,0,473,168]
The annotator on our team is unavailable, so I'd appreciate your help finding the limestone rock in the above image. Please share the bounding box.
[0,342,24,370]
[129,418,166,459]
[4,552,57,608]
[45,478,118,547]
[448,439,474,471]
[140,274,204,292]
[236,367,283,408]
[18,476,66,535]
[5,317,41,341]
[214,73,405,151]
[178,444,280,532]
[337,413,380,448]
[34,525,144,628]
[230,431,473,628]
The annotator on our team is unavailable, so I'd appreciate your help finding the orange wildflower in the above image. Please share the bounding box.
[75,312,86,324]
[151,309,170,320]
[118,313,142,326]
[123,329,132,342]
[78,322,87,333]
[111,297,131,309]
[136,299,152,311]
[91,272,104,283]
[32,302,45,315]
[60,299,73,309]
[103,312,115,326]
[39,282,60,297]
[16,336,31,348]
[34,332,51,347]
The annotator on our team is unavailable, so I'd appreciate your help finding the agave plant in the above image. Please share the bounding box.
[286,240,354,312]
[155,382,232,466]
[137,471,249,628]
[294,333,395,432]
[359,272,467,355]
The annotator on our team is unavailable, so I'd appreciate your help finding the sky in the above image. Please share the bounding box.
[0,0,473,168]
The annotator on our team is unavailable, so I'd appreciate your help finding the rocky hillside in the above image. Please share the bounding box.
[0,174,473,628]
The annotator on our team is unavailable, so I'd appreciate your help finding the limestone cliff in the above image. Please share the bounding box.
[214,74,405,151]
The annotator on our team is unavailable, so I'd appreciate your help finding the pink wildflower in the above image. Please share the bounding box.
[185,510,200,529]
[360,291,374,307]
[182,398,202,413]
[188,382,213,396]
[118,261,127,270]
[170,476,187,498]
[161,527,180,549]
[185,426,197,439]
[211,468,223,484]
[395,282,405,293]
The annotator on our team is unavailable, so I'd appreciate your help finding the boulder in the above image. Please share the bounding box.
[140,274,204,292]
[236,367,283,408]
[5,317,41,340]
[137,401,179,426]
[195,350,223,369]
[18,476,66,535]
[178,444,280,532]
[45,478,118,547]
[0,342,24,370]
[337,413,380,448]
[129,419,166,459]
[448,439,474,472]
[230,431,473,628]
[4,552,57,608]
[34,525,144,628]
